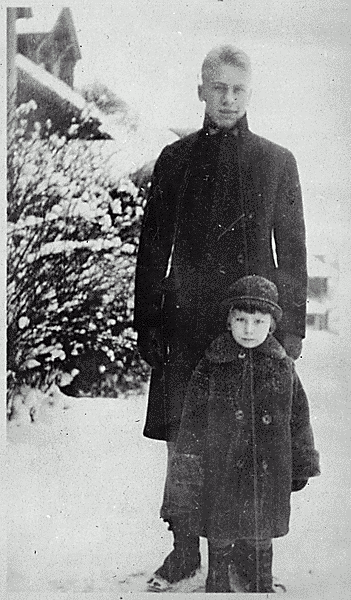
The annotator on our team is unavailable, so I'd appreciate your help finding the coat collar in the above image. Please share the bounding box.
[197,112,262,176]
[202,112,249,137]
[174,113,254,166]
[205,331,287,363]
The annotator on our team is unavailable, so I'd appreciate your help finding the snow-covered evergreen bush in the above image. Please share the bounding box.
[7,101,150,417]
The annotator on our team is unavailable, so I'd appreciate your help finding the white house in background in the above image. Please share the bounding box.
[307,254,339,331]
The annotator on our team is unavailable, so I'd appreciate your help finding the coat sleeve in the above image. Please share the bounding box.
[273,150,308,339]
[175,357,210,455]
[133,147,177,331]
[290,368,321,480]
[162,358,210,518]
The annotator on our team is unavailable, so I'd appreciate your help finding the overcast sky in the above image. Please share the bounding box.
[69,0,351,252]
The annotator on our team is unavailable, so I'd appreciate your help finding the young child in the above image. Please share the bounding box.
[159,275,320,593]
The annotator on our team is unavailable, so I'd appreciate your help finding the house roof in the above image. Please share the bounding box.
[16,53,106,127]
[16,7,81,61]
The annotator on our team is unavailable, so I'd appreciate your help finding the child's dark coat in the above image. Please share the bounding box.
[161,332,320,547]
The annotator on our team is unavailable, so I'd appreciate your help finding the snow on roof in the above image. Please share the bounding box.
[16,53,106,120]
[16,7,62,34]
[17,53,85,108]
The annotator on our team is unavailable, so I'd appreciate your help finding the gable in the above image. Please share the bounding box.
[17,7,81,86]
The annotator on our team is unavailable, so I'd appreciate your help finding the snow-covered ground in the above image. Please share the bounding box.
[7,330,351,599]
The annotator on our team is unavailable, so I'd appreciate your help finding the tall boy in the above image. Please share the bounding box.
[135,44,308,589]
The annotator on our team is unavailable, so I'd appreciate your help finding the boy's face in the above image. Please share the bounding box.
[228,309,271,348]
[198,63,252,129]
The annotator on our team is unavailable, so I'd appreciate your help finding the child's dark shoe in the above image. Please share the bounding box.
[205,543,233,593]
[230,540,285,593]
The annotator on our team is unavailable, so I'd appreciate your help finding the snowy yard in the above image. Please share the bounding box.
[7,330,351,599]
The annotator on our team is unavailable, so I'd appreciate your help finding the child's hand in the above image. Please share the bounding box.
[291,479,308,492]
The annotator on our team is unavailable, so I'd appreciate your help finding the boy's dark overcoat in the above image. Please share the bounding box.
[160,333,320,547]
[134,116,308,440]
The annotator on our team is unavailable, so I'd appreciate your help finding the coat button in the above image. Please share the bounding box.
[235,409,244,421]
[262,414,272,425]
[237,254,244,264]
[238,351,246,359]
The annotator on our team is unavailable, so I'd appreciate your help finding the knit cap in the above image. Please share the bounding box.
[221,275,283,322]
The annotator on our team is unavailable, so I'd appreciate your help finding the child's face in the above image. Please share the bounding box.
[228,309,272,348]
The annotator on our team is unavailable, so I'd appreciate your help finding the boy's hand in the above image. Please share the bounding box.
[291,479,308,492]
[137,327,164,370]
[283,334,303,360]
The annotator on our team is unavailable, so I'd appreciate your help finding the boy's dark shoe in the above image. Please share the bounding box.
[147,529,201,591]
